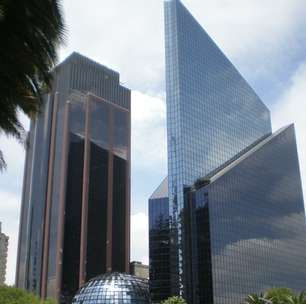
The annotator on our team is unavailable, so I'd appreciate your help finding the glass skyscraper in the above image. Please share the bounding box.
[165,0,271,296]
[16,53,131,303]
[147,0,306,303]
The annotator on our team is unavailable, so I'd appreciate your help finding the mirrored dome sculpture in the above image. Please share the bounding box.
[72,272,151,304]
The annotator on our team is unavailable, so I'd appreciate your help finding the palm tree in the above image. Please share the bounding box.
[0,0,65,170]
[288,292,306,304]
[245,288,306,304]
[245,293,270,304]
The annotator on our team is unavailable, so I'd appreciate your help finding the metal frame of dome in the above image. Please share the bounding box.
[72,272,151,304]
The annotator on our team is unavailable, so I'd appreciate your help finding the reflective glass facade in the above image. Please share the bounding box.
[16,96,53,294]
[186,125,306,304]
[164,0,272,296]
[72,272,150,304]
[16,53,131,303]
[148,178,171,303]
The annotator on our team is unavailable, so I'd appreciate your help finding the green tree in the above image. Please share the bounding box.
[0,285,57,304]
[245,288,306,304]
[161,296,187,304]
[265,288,295,304]
[287,292,306,304]
[245,293,268,304]
[0,0,65,170]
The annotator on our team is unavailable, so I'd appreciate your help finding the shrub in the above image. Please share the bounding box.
[0,286,57,304]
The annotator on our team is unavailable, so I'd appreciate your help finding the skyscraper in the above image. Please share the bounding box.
[0,222,9,285]
[165,0,271,296]
[150,0,306,303]
[16,53,131,303]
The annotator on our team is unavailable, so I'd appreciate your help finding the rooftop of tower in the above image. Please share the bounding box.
[55,52,120,82]
[164,0,270,114]
[150,177,168,199]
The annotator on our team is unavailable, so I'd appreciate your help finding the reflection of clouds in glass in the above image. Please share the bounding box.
[212,235,306,302]
[272,62,306,208]
[193,125,306,304]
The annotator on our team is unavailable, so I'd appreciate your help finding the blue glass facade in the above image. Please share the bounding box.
[148,178,171,303]
[164,0,272,296]
[186,125,306,304]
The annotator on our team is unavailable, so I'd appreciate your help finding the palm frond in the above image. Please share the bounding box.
[0,0,65,169]
[0,150,7,171]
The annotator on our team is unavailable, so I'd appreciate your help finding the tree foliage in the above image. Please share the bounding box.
[161,296,187,304]
[265,288,295,304]
[0,0,65,169]
[0,285,57,304]
[246,293,268,304]
[245,288,306,304]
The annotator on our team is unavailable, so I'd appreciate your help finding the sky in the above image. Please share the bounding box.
[1,0,306,285]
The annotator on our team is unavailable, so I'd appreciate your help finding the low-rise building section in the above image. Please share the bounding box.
[130,261,149,280]
[0,222,9,285]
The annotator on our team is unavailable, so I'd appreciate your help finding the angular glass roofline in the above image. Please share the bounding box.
[150,177,168,200]
[55,52,120,81]
[195,124,293,187]
[165,0,270,114]
[155,126,289,195]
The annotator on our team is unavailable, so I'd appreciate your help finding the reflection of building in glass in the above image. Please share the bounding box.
[0,223,9,285]
[72,272,150,304]
[149,178,171,303]
[159,0,306,303]
[164,0,271,297]
[16,53,131,303]
[130,261,149,280]
[184,125,306,304]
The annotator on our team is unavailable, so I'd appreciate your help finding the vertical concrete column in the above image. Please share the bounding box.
[79,95,91,286]
[41,93,59,299]
[55,100,70,300]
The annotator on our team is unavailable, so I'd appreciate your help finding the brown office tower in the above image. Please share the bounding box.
[16,53,131,303]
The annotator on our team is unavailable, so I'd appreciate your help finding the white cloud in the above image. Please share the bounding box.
[131,212,149,265]
[59,0,306,94]
[185,0,306,60]
[129,93,165,263]
[0,135,25,286]
[0,191,20,285]
[272,62,306,204]
[60,0,165,94]
[1,0,306,288]
[131,91,167,171]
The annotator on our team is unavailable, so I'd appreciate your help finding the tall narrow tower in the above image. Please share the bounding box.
[164,0,271,296]
[16,53,131,303]
[161,0,306,303]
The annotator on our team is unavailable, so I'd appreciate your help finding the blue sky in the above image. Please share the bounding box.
[1,0,306,285]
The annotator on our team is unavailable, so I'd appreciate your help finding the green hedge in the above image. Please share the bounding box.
[0,286,56,304]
